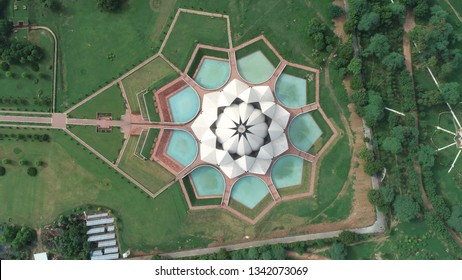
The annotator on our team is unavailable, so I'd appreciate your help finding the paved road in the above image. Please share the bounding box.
[160,218,386,259]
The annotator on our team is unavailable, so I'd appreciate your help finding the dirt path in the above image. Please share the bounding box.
[332,0,347,43]
[446,0,462,22]
[305,52,375,231]
[403,9,416,74]
[287,251,330,260]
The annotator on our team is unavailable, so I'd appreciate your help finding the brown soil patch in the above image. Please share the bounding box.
[332,0,347,43]
[403,9,416,74]
[287,251,330,260]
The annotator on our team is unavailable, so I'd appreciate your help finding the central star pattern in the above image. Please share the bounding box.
[192,79,290,178]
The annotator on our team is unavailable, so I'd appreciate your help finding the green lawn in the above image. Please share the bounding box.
[67,126,125,163]
[448,0,462,17]
[348,221,458,260]
[140,129,159,159]
[122,57,178,114]
[0,30,53,112]
[162,12,229,70]
[118,136,174,194]
[68,84,126,120]
[27,0,177,112]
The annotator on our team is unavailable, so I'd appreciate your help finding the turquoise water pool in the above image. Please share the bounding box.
[271,155,304,188]
[168,86,200,123]
[237,51,276,84]
[289,113,322,152]
[230,176,269,209]
[166,130,198,167]
[194,58,230,90]
[275,73,307,108]
[190,166,225,197]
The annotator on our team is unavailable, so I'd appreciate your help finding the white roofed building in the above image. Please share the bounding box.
[192,79,290,178]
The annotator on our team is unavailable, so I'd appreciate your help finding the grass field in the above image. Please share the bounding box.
[349,221,456,260]
[162,12,229,70]
[0,30,53,112]
[68,126,125,163]
[143,92,160,122]
[122,57,178,114]
[28,0,177,112]
[140,129,159,159]
[118,136,174,194]
[448,0,462,16]
[69,84,126,120]
[0,0,365,255]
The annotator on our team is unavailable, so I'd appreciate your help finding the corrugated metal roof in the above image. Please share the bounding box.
[86,218,114,227]
[91,253,119,260]
[88,233,115,242]
[97,240,116,248]
[104,247,119,254]
[87,227,105,235]
[86,213,108,219]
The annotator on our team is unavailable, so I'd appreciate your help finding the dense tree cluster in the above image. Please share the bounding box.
[0,133,50,142]
[45,215,91,259]
[393,194,420,222]
[306,17,336,58]
[0,3,45,72]
[410,5,462,80]
[97,0,124,12]
[329,242,348,260]
[0,224,36,259]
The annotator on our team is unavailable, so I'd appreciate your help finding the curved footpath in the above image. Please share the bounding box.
[159,212,386,259]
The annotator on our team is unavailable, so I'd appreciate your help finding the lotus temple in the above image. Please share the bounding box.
[145,34,337,223]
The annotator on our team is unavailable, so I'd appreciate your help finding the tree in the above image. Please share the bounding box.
[364,34,390,59]
[380,186,395,205]
[21,72,29,79]
[382,52,405,71]
[357,146,374,162]
[364,161,384,176]
[34,160,43,167]
[11,227,35,250]
[5,71,12,78]
[382,137,402,154]
[364,91,385,127]
[439,82,460,105]
[393,195,419,222]
[418,145,436,169]
[0,166,5,176]
[358,12,380,32]
[19,159,27,166]
[329,242,348,260]
[348,58,362,76]
[27,167,37,176]
[368,189,385,207]
[448,205,462,232]
[97,0,123,12]
[329,4,344,19]
[339,231,356,244]
[2,158,10,165]
[0,61,9,71]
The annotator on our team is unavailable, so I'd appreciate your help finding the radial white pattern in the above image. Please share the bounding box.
[192,79,290,178]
